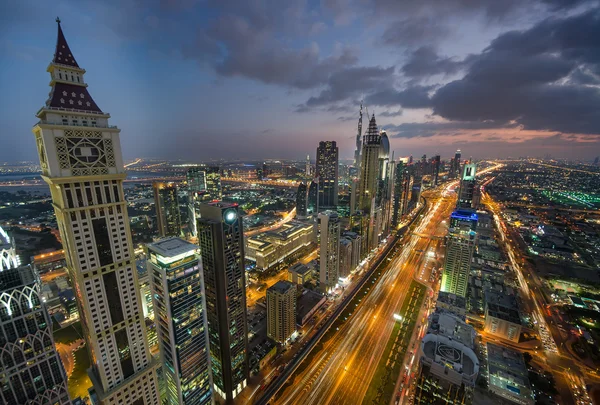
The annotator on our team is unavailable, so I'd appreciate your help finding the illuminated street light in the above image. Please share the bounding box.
[393,314,403,321]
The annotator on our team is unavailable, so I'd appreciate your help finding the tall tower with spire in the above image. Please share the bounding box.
[353,102,363,168]
[32,20,161,404]
[358,114,381,213]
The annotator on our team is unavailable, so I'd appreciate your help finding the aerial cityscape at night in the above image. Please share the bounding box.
[1,1,600,405]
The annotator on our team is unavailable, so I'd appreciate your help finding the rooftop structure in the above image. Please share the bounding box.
[484,290,522,342]
[415,310,479,404]
[486,343,534,405]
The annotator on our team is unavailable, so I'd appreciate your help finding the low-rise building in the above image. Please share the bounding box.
[486,343,534,405]
[288,262,313,285]
[436,291,467,319]
[296,289,326,326]
[484,290,522,342]
[414,310,479,405]
[245,220,315,272]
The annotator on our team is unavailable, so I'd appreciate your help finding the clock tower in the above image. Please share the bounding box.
[33,19,161,404]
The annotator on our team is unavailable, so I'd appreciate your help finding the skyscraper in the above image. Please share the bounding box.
[318,211,340,293]
[154,182,182,237]
[392,160,407,228]
[353,102,363,168]
[307,179,319,216]
[0,227,71,405]
[296,182,308,219]
[358,115,381,213]
[266,281,297,344]
[197,202,248,401]
[432,155,441,186]
[188,168,207,237]
[305,154,311,176]
[457,163,477,209]
[441,210,478,298]
[32,20,160,404]
[204,167,222,201]
[148,238,212,405]
[316,141,339,209]
[453,150,462,177]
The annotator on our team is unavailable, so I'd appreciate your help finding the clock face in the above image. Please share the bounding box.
[224,208,237,224]
[73,142,101,163]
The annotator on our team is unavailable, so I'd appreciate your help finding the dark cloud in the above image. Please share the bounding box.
[365,85,434,109]
[300,66,394,108]
[379,109,403,117]
[401,46,468,78]
[381,18,449,48]
[430,9,600,135]
[383,120,517,138]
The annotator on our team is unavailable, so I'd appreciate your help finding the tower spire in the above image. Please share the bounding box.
[53,18,79,67]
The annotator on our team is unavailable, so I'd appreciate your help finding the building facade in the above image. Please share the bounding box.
[266,281,297,344]
[457,163,477,209]
[148,238,212,405]
[358,115,381,213]
[295,182,308,219]
[316,141,339,209]
[441,210,478,298]
[197,202,248,401]
[0,227,71,405]
[204,167,222,201]
[244,221,314,272]
[318,211,340,293]
[187,168,207,237]
[32,20,160,405]
[154,182,182,237]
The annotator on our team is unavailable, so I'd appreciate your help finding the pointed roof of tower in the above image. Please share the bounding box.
[367,114,377,134]
[53,18,79,68]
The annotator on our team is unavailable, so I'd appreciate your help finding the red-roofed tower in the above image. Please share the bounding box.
[32,19,161,405]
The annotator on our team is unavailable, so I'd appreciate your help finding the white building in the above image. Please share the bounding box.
[318,211,340,293]
[32,20,160,404]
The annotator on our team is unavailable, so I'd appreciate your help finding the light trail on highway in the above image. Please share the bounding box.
[272,187,456,405]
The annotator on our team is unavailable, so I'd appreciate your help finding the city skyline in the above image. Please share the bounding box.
[2,1,600,163]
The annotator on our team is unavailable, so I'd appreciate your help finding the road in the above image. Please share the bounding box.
[482,182,595,405]
[271,187,456,405]
[56,339,85,377]
[245,207,297,237]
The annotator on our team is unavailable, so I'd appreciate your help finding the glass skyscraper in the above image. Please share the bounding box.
[153,182,182,237]
[148,238,212,405]
[316,141,339,209]
[197,202,248,401]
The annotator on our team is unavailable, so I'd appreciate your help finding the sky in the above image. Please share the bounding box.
[1,0,599,163]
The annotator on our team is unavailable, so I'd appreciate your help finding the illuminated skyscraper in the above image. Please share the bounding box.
[457,163,477,209]
[358,115,381,213]
[318,211,340,293]
[266,281,297,343]
[154,182,182,237]
[197,202,248,401]
[453,150,462,177]
[188,168,207,237]
[204,167,222,201]
[392,160,408,227]
[316,141,339,209]
[296,182,308,219]
[441,210,478,298]
[307,179,319,216]
[32,20,160,404]
[353,102,363,168]
[0,227,70,405]
[148,238,212,405]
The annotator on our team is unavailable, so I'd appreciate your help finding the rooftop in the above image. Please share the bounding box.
[147,237,197,258]
[485,290,521,324]
[268,280,295,295]
[289,262,312,275]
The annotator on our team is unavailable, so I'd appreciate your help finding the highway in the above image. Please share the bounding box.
[482,181,594,405]
[266,187,456,405]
